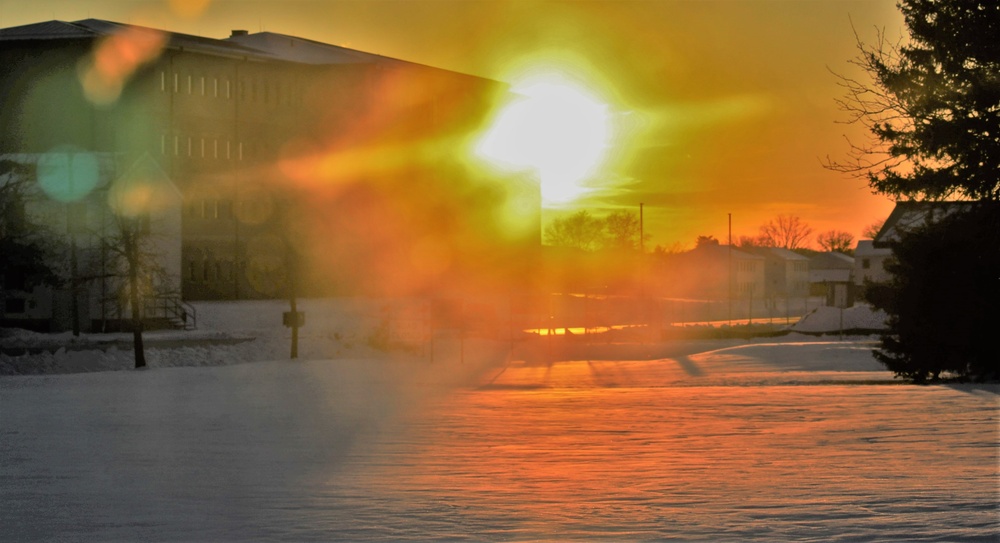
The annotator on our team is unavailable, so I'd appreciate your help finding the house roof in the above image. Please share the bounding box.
[809,251,854,270]
[854,240,892,257]
[687,244,764,261]
[745,246,809,261]
[873,200,976,247]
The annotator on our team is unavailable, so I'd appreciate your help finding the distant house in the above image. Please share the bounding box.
[853,200,978,301]
[872,201,976,247]
[745,247,810,300]
[854,240,893,291]
[657,243,765,301]
[809,251,855,307]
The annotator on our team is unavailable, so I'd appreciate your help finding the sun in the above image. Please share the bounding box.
[476,74,611,205]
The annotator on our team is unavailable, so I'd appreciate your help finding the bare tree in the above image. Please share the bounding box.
[862,219,885,239]
[736,234,772,248]
[758,215,813,249]
[544,210,604,251]
[603,209,645,251]
[695,235,719,248]
[1,160,59,301]
[816,230,855,253]
[104,154,180,369]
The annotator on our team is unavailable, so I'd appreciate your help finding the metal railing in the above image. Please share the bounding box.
[143,295,197,330]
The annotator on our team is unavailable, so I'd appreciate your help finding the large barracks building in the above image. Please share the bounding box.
[0,19,539,329]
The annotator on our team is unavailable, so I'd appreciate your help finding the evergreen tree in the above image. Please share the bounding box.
[833,0,1000,200]
[866,204,1000,382]
[833,0,1000,381]
[0,160,59,307]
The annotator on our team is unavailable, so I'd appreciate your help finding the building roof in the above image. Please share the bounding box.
[809,251,854,270]
[854,240,892,257]
[809,269,852,284]
[0,19,264,59]
[686,244,764,261]
[745,246,809,261]
[0,19,496,85]
[873,200,976,247]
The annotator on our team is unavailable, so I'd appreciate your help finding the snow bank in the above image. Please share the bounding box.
[790,303,888,334]
[0,298,436,375]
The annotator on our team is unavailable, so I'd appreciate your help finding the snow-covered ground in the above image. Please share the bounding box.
[1,299,997,542]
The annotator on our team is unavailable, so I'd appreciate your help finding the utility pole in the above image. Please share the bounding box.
[639,203,644,253]
[728,213,732,327]
[640,202,646,340]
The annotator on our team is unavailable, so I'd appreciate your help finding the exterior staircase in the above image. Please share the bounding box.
[143,295,197,330]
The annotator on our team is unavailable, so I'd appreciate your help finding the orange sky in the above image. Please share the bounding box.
[0,0,905,248]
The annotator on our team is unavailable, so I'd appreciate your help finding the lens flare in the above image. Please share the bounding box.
[37,148,100,202]
[78,25,167,106]
[477,74,611,206]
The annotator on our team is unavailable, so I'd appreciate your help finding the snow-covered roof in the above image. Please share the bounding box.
[854,240,891,257]
[809,251,854,270]
[873,201,975,247]
[0,19,496,85]
[746,247,809,261]
[0,19,265,59]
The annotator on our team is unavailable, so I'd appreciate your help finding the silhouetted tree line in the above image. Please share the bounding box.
[544,209,648,252]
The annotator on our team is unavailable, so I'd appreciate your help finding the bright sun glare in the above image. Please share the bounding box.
[477,75,611,206]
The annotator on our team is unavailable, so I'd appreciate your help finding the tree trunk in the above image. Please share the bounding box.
[126,229,146,369]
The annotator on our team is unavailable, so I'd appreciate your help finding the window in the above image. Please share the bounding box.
[215,262,222,282]
[160,71,166,92]
[173,72,178,93]
[199,76,205,96]
[4,270,26,291]
[238,142,243,161]
[187,74,192,94]
[161,134,166,155]
[213,139,218,159]
[174,135,179,156]
[226,140,231,160]
[4,298,26,314]
[862,258,871,270]
[203,260,210,282]
[226,79,231,99]
[189,261,197,282]
[187,137,192,157]
[213,77,218,98]
[200,138,205,158]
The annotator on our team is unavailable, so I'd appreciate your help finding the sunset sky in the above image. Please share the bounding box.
[0,0,905,248]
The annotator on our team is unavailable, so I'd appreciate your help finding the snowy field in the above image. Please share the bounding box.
[1,299,998,542]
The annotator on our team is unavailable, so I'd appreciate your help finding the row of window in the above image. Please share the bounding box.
[736,261,758,273]
[159,71,304,106]
[188,199,233,220]
[188,259,235,284]
[161,134,243,160]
